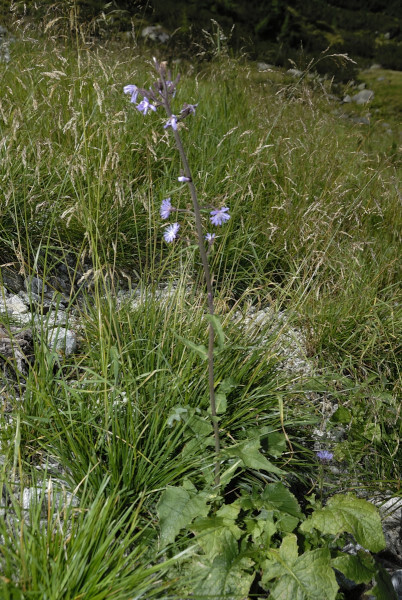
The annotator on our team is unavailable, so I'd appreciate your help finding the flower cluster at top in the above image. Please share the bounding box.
[124,60,230,244]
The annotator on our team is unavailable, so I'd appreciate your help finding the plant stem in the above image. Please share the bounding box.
[160,77,221,487]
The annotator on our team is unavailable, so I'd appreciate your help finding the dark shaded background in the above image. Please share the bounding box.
[4,1,402,72]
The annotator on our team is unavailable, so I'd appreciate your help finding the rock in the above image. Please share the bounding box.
[25,275,47,299]
[47,327,77,356]
[287,68,303,77]
[257,62,275,71]
[357,82,366,90]
[0,268,24,293]
[370,63,382,70]
[352,90,374,105]
[0,293,28,315]
[0,326,34,374]
[392,570,402,599]
[350,115,370,125]
[0,25,14,64]
[22,484,79,516]
[141,25,170,44]
[343,94,352,103]
[378,497,402,560]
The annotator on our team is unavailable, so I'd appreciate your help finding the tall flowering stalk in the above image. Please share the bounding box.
[124,59,231,486]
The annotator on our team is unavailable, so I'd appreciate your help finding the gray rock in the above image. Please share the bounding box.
[378,497,402,559]
[0,293,28,315]
[352,89,374,105]
[257,62,275,71]
[357,82,366,90]
[350,115,370,125]
[287,68,303,77]
[25,275,47,299]
[22,484,79,517]
[47,327,77,356]
[370,63,382,70]
[392,570,402,600]
[343,94,352,103]
[141,25,170,44]
[0,269,24,293]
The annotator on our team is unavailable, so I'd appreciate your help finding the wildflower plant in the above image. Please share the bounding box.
[125,58,231,486]
[123,59,391,599]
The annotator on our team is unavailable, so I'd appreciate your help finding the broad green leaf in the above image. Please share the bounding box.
[174,333,208,360]
[218,377,237,394]
[300,494,385,553]
[187,414,212,437]
[246,516,277,545]
[262,482,303,519]
[250,426,287,458]
[205,314,225,348]
[166,405,189,427]
[330,405,352,424]
[191,516,242,560]
[262,534,338,600]
[194,532,254,598]
[332,551,376,584]
[157,486,209,546]
[225,438,284,474]
[267,432,287,457]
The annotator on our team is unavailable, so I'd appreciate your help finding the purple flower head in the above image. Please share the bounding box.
[136,97,157,115]
[180,103,198,118]
[210,207,230,226]
[164,115,178,131]
[317,450,334,463]
[178,175,191,183]
[163,222,180,243]
[160,198,173,219]
[205,233,216,243]
[123,84,139,104]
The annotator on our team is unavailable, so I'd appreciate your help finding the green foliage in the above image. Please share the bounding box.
[300,494,385,552]
[262,536,338,600]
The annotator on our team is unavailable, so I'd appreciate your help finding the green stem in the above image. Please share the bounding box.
[160,75,220,487]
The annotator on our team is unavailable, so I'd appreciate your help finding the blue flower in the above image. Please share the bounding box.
[317,450,334,463]
[178,175,191,183]
[136,97,157,115]
[210,207,230,226]
[164,115,178,131]
[160,198,173,219]
[164,222,180,243]
[123,84,139,103]
[205,233,216,242]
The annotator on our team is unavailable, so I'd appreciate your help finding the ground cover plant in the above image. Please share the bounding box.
[0,16,401,600]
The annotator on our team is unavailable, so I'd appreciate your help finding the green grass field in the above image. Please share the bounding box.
[0,23,401,599]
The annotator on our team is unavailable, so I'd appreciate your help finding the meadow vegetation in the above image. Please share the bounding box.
[0,18,401,599]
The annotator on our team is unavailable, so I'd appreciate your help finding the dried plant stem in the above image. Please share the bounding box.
[161,90,220,487]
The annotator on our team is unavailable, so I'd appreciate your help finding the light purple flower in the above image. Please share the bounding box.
[163,222,180,243]
[123,84,139,103]
[317,450,334,463]
[136,97,157,115]
[210,207,230,226]
[178,176,191,183]
[160,198,173,219]
[205,233,216,242]
[164,115,178,131]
